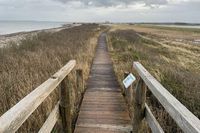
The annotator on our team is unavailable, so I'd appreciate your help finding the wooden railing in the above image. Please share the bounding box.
[0,60,83,133]
[130,62,200,133]
[1,60,200,133]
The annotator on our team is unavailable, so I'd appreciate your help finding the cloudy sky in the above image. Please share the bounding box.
[0,0,200,23]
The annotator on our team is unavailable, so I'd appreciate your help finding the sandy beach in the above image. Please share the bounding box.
[0,23,81,48]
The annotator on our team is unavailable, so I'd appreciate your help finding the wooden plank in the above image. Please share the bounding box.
[78,111,130,120]
[75,126,129,133]
[76,123,132,132]
[133,62,200,133]
[145,103,164,133]
[0,60,76,133]
[81,104,127,108]
[77,118,130,125]
[38,102,59,133]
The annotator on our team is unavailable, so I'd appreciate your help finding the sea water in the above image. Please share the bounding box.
[0,21,67,35]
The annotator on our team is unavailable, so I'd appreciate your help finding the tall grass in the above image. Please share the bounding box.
[136,24,200,33]
[0,24,106,132]
[108,29,200,133]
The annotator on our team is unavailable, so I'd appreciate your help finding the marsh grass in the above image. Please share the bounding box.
[0,24,106,132]
[136,24,200,33]
[108,29,200,133]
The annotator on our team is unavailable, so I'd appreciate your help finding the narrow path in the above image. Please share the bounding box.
[74,33,131,133]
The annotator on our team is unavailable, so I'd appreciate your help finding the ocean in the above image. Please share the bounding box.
[0,21,67,35]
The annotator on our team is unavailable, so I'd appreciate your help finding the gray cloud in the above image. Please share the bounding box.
[0,0,199,23]
[55,0,168,7]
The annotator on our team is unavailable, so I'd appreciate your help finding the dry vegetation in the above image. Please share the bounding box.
[0,24,106,132]
[108,25,200,132]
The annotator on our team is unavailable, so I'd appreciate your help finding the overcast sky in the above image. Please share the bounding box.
[0,0,200,23]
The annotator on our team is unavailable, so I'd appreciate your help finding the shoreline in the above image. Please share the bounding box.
[0,23,81,48]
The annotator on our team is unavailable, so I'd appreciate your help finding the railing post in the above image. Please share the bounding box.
[59,76,72,133]
[132,77,146,133]
[124,72,133,106]
[76,69,84,95]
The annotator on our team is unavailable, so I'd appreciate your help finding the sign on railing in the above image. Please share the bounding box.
[123,73,136,88]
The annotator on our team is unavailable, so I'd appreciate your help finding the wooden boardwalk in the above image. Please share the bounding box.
[74,33,131,133]
[1,33,200,133]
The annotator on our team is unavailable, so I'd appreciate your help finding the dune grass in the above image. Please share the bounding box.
[136,24,200,33]
[108,29,200,133]
[0,24,107,132]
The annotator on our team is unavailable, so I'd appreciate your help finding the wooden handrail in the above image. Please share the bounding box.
[0,60,76,133]
[132,62,200,133]
[39,102,59,133]
[145,103,164,133]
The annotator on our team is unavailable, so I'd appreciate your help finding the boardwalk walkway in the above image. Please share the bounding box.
[74,33,131,133]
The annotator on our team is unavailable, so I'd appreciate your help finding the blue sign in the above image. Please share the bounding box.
[123,73,136,88]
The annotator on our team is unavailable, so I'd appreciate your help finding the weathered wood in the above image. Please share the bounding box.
[59,76,72,133]
[132,77,146,133]
[145,103,164,133]
[75,126,130,133]
[75,33,131,133]
[76,123,132,132]
[76,69,84,96]
[0,60,76,133]
[133,62,200,133]
[38,102,59,133]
